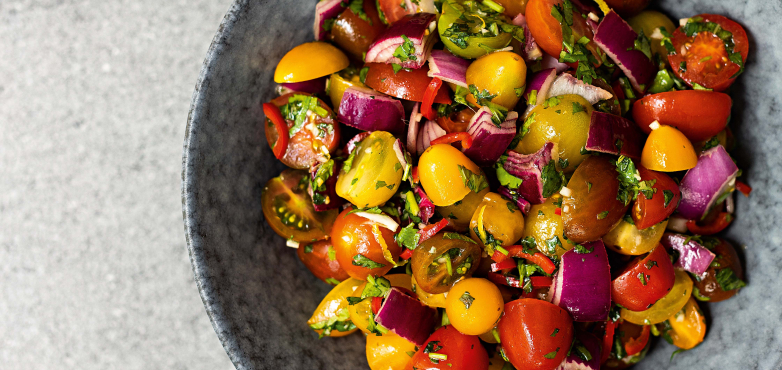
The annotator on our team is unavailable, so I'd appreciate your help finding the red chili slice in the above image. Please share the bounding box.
[421,77,442,120]
[736,180,752,197]
[430,132,473,149]
[262,103,289,159]
[686,212,733,235]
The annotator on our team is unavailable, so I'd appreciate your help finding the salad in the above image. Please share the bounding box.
[260,0,750,369]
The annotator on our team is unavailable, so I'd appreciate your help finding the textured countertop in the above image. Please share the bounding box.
[1,0,235,368]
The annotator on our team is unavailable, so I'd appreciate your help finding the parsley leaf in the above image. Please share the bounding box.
[347,0,372,25]
[663,189,675,208]
[395,223,420,250]
[393,35,418,62]
[458,165,489,193]
[444,232,477,244]
[543,348,560,359]
[597,211,609,220]
[715,267,746,291]
[540,161,565,198]
[459,291,475,309]
[545,235,563,255]
[352,254,386,269]
[633,30,652,60]
[615,156,657,206]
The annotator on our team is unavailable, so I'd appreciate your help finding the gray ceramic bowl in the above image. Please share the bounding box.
[182,1,782,369]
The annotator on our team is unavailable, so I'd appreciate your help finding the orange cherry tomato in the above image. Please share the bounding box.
[668,14,749,92]
[274,42,349,83]
[331,207,402,280]
[408,325,489,370]
[632,90,731,142]
[640,124,698,172]
[526,0,601,65]
[297,239,350,285]
[632,166,682,229]
[418,144,484,207]
[667,297,707,350]
[267,93,341,169]
[364,63,452,104]
[366,333,417,370]
[611,244,676,311]
[497,298,574,370]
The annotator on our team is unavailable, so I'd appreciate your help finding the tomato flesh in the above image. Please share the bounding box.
[261,169,338,242]
[267,93,340,169]
[409,325,489,370]
[498,298,574,370]
[330,0,386,61]
[364,63,452,104]
[296,239,350,285]
[632,166,681,229]
[611,244,675,311]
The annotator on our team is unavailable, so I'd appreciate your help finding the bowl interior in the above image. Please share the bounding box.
[183,1,782,369]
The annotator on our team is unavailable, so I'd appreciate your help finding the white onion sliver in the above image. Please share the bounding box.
[286,240,300,249]
[354,212,399,232]
[666,216,689,233]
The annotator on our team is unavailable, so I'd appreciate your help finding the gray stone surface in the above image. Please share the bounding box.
[0,0,234,369]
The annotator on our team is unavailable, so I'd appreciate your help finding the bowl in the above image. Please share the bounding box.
[182,1,782,369]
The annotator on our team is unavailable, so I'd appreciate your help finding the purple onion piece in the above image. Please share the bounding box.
[416,119,445,156]
[365,13,438,69]
[547,73,613,105]
[503,142,558,204]
[556,332,602,370]
[550,240,611,322]
[279,76,328,95]
[593,10,655,93]
[461,108,518,167]
[338,86,405,132]
[374,288,437,346]
[511,14,543,61]
[678,145,739,220]
[660,233,716,276]
[585,111,644,159]
[524,68,557,103]
[314,0,346,41]
[308,160,345,211]
[498,186,532,215]
[540,52,569,73]
[427,50,470,87]
[415,186,435,224]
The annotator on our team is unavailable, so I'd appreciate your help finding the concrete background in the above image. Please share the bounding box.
[1,0,235,368]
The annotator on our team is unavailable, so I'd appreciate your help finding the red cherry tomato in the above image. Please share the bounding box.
[631,166,682,229]
[611,244,676,311]
[331,207,402,280]
[330,0,386,61]
[267,93,340,169]
[364,63,452,104]
[526,0,601,65]
[377,0,414,24]
[408,325,489,370]
[668,14,749,92]
[686,212,733,235]
[296,239,350,284]
[497,299,574,370]
[632,90,731,142]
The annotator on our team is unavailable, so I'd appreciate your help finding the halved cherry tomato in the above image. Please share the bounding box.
[686,212,733,235]
[640,124,698,172]
[330,0,387,61]
[632,166,682,229]
[603,0,650,17]
[494,0,530,17]
[621,269,693,325]
[624,324,650,356]
[262,103,289,159]
[430,132,473,149]
[408,325,490,370]
[350,274,413,334]
[498,298,574,370]
[366,332,417,370]
[307,278,363,338]
[438,109,475,134]
[526,0,601,65]
[668,14,749,92]
[421,77,443,120]
[267,93,340,169]
[419,144,483,207]
[262,169,339,242]
[377,0,414,24]
[274,42,349,83]
[331,207,402,280]
[632,90,732,141]
[611,244,676,311]
[736,180,752,197]
[297,240,350,285]
[693,238,744,302]
[411,233,482,294]
[667,297,707,350]
[364,63,452,103]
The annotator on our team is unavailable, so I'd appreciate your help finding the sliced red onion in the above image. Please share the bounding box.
[556,332,602,370]
[393,138,408,169]
[314,0,346,41]
[585,111,644,159]
[660,233,716,276]
[427,50,470,88]
[593,10,655,93]
[415,186,435,224]
[512,14,543,61]
[407,103,423,152]
[550,240,611,322]
[461,108,518,166]
[344,131,371,154]
[678,145,739,220]
[308,160,345,212]
[416,119,446,156]
[498,186,532,215]
[503,142,560,204]
[279,76,328,95]
[540,52,569,73]
[375,288,437,346]
[338,86,405,132]
[547,73,613,105]
[365,13,438,69]
[523,68,557,103]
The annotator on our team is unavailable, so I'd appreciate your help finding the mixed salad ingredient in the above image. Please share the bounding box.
[261,1,750,368]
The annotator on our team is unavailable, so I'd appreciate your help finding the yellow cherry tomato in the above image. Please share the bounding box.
[412,275,448,308]
[274,42,350,83]
[445,278,504,335]
[349,274,413,334]
[603,218,668,255]
[514,95,593,172]
[478,328,499,344]
[307,278,363,337]
[641,124,698,172]
[487,349,510,370]
[627,11,676,58]
[419,144,485,207]
[366,332,417,370]
[336,131,404,208]
[469,192,526,250]
[667,297,707,350]
[621,269,693,325]
[328,69,365,110]
[436,187,490,232]
[522,196,576,258]
[466,51,528,110]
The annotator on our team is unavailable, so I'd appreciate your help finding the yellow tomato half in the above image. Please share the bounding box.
[603,218,668,255]
[307,278,363,337]
[621,269,693,325]
[419,144,484,206]
[668,297,707,350]
[641,124,698,172]
[349,274,413,334]
[366,333,416,370]
[466,51,527,110]
[274,42,349,83]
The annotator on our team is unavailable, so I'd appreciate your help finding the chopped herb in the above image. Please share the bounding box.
[447,212,458,220]
[571,101,587,114]
[327,245,337,261]
[348,206,383,215]
[458,165,489,193]
[343,147,360,173]
[715,267,746,291]
[597,211,609,220]
[558,157,569,170]
[520,236,538,255]
[303,244,313,253]
[459,291,475,309]
[324,277,341,285]
[359,67,369,83]
[443,232,477,244]
[528,89,538,105]
[679,61,687,73]
[351,178,358,185]
[352,254,386,269]
[671,348,686,361]
[395,223,421,250]
[393,35,418,62]
[375,180,388,190]
[423,340,443,354]
[538,210,545,216]
[468,84,508,125]
[658,26,676,55]
[615,155,657,206]
[663,189,675,208]
[551,328,560,337]
[637,272,647,286]
[543,348,560,359]
[633,30,652,59]
[572,242,593,254]
[543,96,562,108]
[693,287,711,301]
[496,164,523,189]
[348,0,372,24]
[623,214,635,225]
[506,201,518,213]
[692,82,713,91]
[392,63,404,73]
[394,162,402,172]
[587,182,593,192]
[545,235,563,255]
[308,307,356,338]
[520,112,537,141]
[540,161,565,198]
[514,87,524,97]
[646,260,658,269]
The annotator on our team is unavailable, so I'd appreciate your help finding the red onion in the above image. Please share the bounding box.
[550,240,611,322]
[498,186,532,215]
[593,10,655,93]
[512,14,543,61]
[407,103,423,152]
[416,120,445,156]
[585,111,644,159]
[503,142,561,204]
[365,13,438,69]
[374,288,437,346]
[415,186,435,224]
[660,233,716,276]
[678,145,739,220]
[523,68,557,104]
[308,159,345,212]
[540,52,569,73]
[556,332,602,370]
[279,76,327,95]
[344,131,371,154]
[547,73,613,105]
[338,86,405,132]
[461,108,518,166]
[313,0,345,41]
[427,50,470,88]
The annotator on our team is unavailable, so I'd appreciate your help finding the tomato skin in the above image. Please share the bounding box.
[377,0,413,24]
[408,325,489,370]
[297,240,350,284]
[261,169,338,242]
[632,90,731,142]
[668,14,749,92]
[611,244,676,311]
[632,166,681,229]
[693,238,743,302]
[602,0,650,17]
[498,299,574,370]
[411,233,482,294]
[268,93,340,169]
[640,125,698,172]
[526,0,600,64]
[419,144,483,207]
[307,278,364,337]
[667,297,707,350]
[331,207,402,280]
[445,278,504,336]
[366,333,417,370]
[364,63,452,103]
[274,42,349,83]
[330,0,386,61]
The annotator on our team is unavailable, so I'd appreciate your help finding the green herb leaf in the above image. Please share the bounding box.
[663,189,675,208]
[393,35,418,62]
[540,161,565,198]
[444,232,477,244]
[458,165,489,193]
[359,67,369,83]
[325,277,341,285]
[348,0,372,24]
[715,267,746,291]
[376,180,388,190]
[543,348,560,359]
[597,211,609,220]
[545,235,563,255]
[459,291,475,309]
[352,254,386,269]
[637,272,647,286]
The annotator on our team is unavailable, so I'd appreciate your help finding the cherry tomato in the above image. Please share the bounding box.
[603,217,668,256]
[307,278,363,337]
[640,124,697,172]
[469,192,526,252]
[408,325,490,370]
[602,0,650,17]
[366,332,417,370]
[297,240,350,285]
[668,14,749,91]
[419,144,484,207]
[493,0,530,18]
[562,155,629,243]
[466,51,527,110]
[693,238,744,302]
[606,320,648,366]
[261,169,338,242]
[621,269,693,325]
[267,93,340,169]
[350,274,413,334]
[331,207,402,280]
[376,0,414,24]
[364,63,452,103]
[411,233,482,294]
[335,131,404,208]
[611,244,676,311]
[632,166,681,229]
[438,108,475,134]
[436,187,489,232]
[328,68,366,110]
[627,10,676,58]
[526,0,601,64]
[522,197,575,258]
[686,212,733,235]
[497,298,574,370]
[632,90,732,142]
[274,42,349,83]
[412,275,448,308]
[438,1,514,59]
[667,297,707,350]
[330,0,386,61]
[445,278,504,335]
